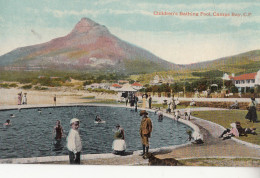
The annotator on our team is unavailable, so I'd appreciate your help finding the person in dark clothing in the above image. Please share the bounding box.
[148,95,152,109]
[245,97,258,123]
[53,120,64,140]
[125,97,128,106]
[134,95,139,112]
[244,128,257,135]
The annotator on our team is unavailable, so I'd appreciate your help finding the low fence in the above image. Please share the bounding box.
[180,101,260,111]
[136,92,259,99]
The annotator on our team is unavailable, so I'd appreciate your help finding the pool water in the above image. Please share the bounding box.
[0,106,192,159]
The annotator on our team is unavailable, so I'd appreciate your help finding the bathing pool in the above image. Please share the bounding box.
[0,106,192,159]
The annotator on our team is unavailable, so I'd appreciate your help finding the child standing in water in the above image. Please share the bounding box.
[53,120,64,140]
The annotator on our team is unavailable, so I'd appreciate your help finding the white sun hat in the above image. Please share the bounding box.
[230,123,236,128]
[70,118,80,125]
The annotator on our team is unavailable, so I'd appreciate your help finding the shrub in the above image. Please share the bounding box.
[9,83,18,88]
[0,83,9,88]
[21,85,32,89]
[34,86,48,90]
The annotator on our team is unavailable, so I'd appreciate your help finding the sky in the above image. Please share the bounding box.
[0,0,259,64]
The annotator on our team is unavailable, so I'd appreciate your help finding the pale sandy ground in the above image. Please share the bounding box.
[0,88,116,106]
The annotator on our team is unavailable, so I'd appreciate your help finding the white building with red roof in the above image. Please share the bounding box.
[110,83,122,91]
[223,70,260,92]
[131,82,143,90]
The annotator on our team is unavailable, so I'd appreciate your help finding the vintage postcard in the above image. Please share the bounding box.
[0,0,259,177]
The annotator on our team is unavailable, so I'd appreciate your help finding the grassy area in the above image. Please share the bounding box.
[179,158,260,167]
[81,96,95,99]
[192,110,260,145]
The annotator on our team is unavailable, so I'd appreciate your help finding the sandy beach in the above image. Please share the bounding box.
[0,88,116,106]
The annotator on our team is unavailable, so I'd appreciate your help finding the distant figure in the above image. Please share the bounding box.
[166,102,171,113]
[192,132,204,144]
[53,120,64,140]
[112,124,126,155]
[245,97,258,123]
[67,118,82,164]
[38,108,42,114]
[18,92,22,105]
[139,110,153,156]
[157,108,163,121]
[184,107,191,120]
[148,95,152,109]
[172,98,176,110]
[10,114,15,118]
[3,119,11,126]
[186,130,192,141]
[22,93,27,105]
[130,95,135,107]
[230,100,239,109]
[125,97,128,106]
[95,115,102,122]
[134,94,139,112]
[190,99,196,106]
[142,94,147,108]
[54,94,57,106]
[175,98,180,105]
[175,110,180,121]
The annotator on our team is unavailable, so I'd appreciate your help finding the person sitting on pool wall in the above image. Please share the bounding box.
[67,118,82,164]
[112,124,126,155]
[139,110,153,156]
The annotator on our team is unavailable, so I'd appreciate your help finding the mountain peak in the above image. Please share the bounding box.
[71,17,99,34]
[70,17,110,36]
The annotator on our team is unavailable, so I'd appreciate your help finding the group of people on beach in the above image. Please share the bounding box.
[17,92,27,105]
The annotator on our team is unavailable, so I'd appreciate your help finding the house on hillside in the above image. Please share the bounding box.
[85,83,111,90]
[110,83,122,91]
[223,70,260,92]
[150,75,174,85]
[131,82,143,90]
[150,75,162,85]
[84,83,101,90]
[222,73,234,80]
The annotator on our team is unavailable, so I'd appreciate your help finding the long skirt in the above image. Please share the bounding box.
[245,107,258,122]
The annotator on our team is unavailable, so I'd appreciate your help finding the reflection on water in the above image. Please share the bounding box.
[0,106,192,159]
